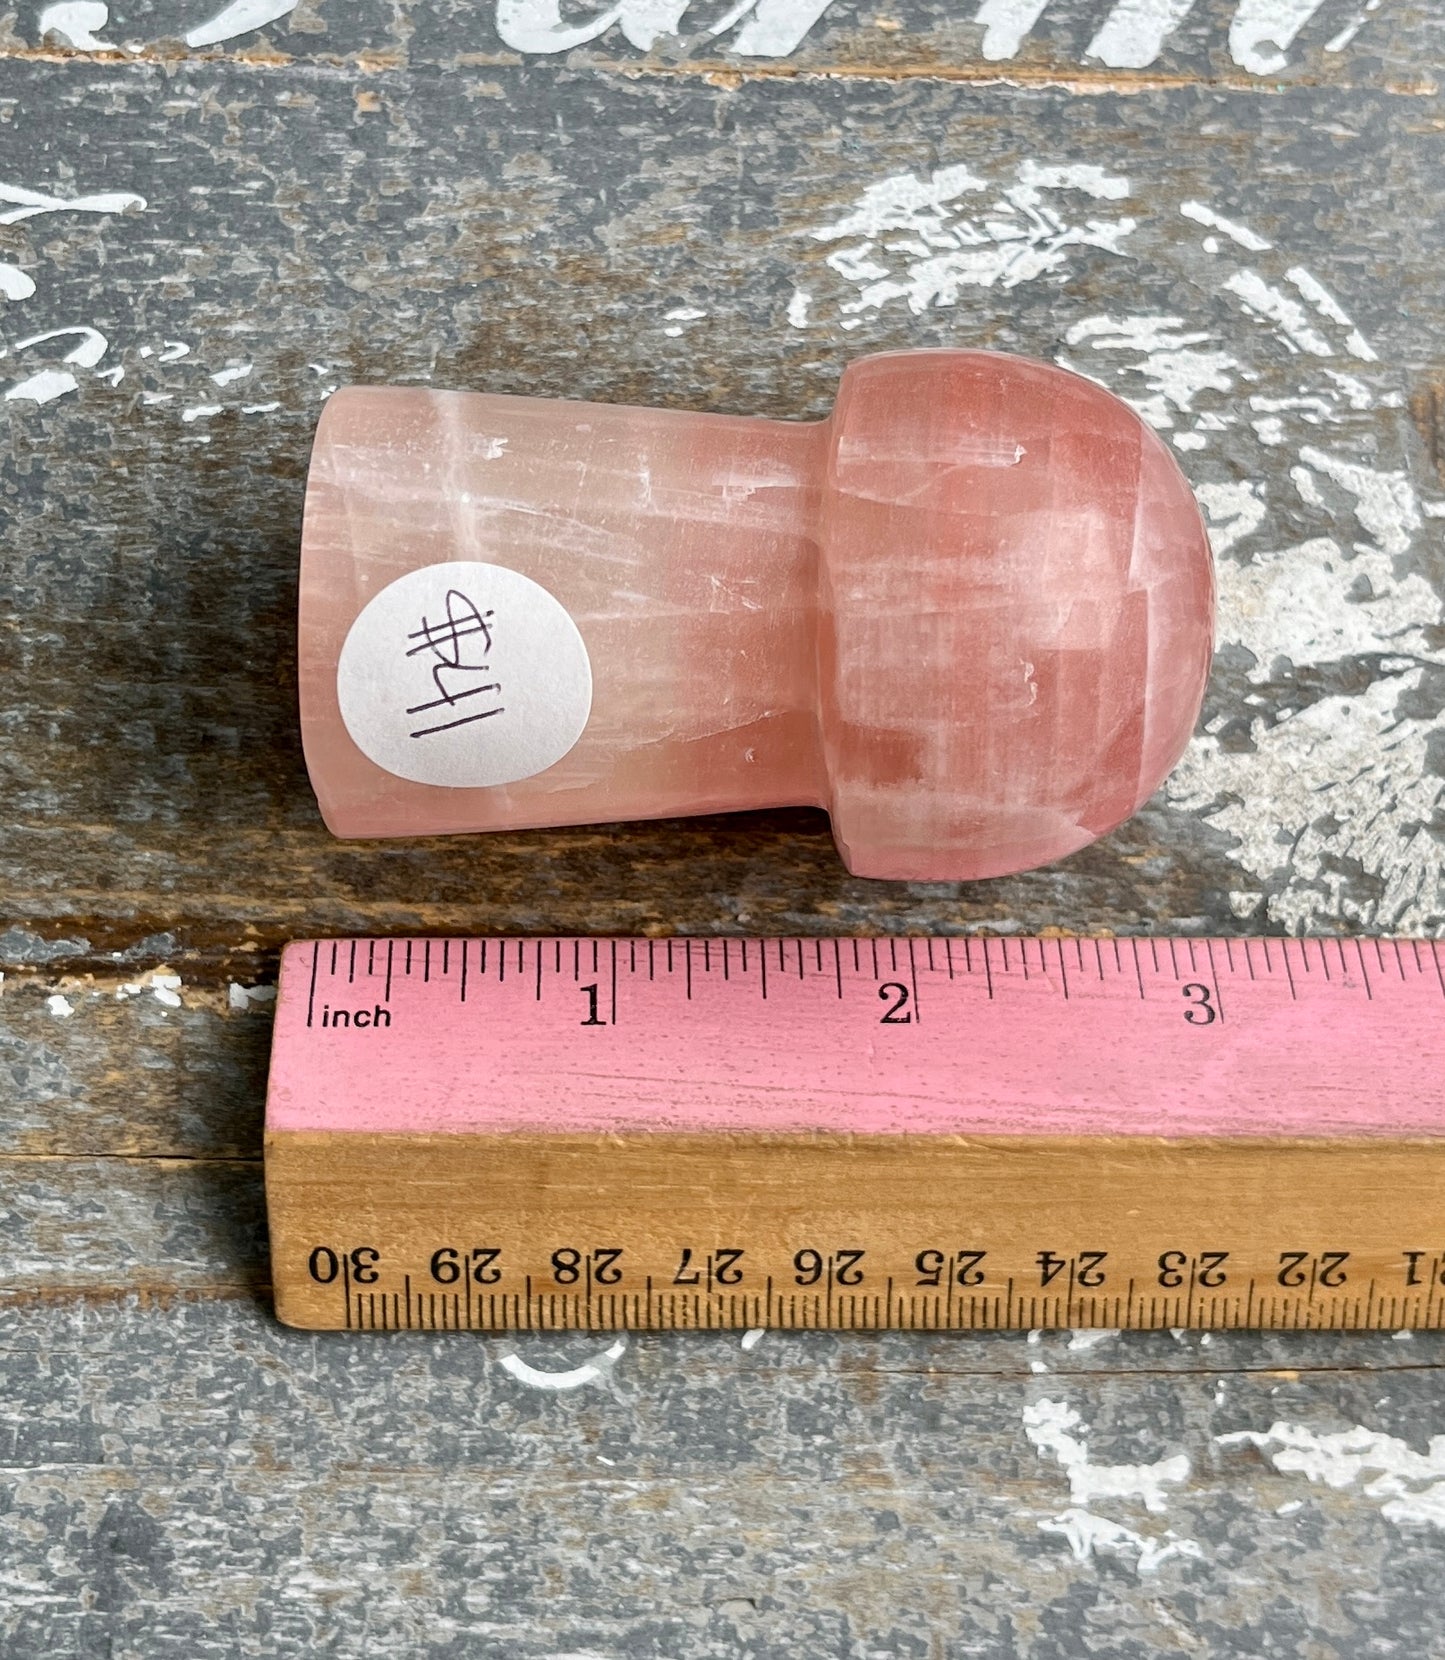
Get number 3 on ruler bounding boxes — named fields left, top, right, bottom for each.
left=1182, top=983, right=1217, bottom=1024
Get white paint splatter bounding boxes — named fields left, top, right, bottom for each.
left=45, top=994, right=74, bottom=1019
left=484, top=0, right=1377, bottom=65
left=662, top=305, right=706, bottom=338
left=228, top=982, right=277, bottom=1010
left=10, top=325, right=108, bottom=370
left=1287, top=267, right=1354, bottom=328
left=786, top=289, right=811, bottom=328
left=1039, top=1508, right=1202, bottom=1571
left=1224, top=269, right=1334, bottom=356
left=0, top=263, right=35, bottom=301
left=497, top=1335, right=629, bottom=1391
left=1220, top=1421, right=1445, bottom=1529
left=181, top=403, right=223, bottom=422
left=4, top=325, right=108, bottom=404
left=974, top=0, right=1050, bottom=61
left=1326, top=0, right=1382, bottom=54
left=1180, top=200, right=1271, bottom=251
left=210, top=362, right=253, bottom=386
left=1015, top=161, right=1132, bottom=201
left=184, top=0, right=298, bottom=48
left=1066, top=1329, right=1119, bottom=1351
left=496, top=0, right=605, bottom=51
left=115, top=969, right=185, bottom=1006
left=157, top=341, right=190, bottom=362
left=1230, top=0, right=1332, bottom=75
left=0, top=182, right=145, bottom=225
left=1194, top=479, right=1269, bottom=554
left=241, top=400, right=281, bottom=414
left=1324, top=369, right=1375, bottom=410
left=1297, top=446, right=1421, bottom=556
left=1218, top=536, right=1437, bottom=677
left=969, top=0, right=1353, bottom=73
left=1027, top=1399, right=1190, bottom=1511
left=729, top=0, right=837, bottom=56
left=1025, top=1398, right=1199, bottom=1573
left=1065, top=314, right=1203, bottom=355
left=1088, top=0, right=1199, bottom=69
left=810, top=160, right=1135, bottom=317
left=812, top=161, right=986, bottom=244
left=1064, top=313, right=1238, bottom=427
left=495, top=0, right=696, bottom=53
left=705, top=0, right=758, bottom=39
left=38, top=1, right=112, bottom=48
left=1287, top=267, right=1378, bottom=362
left=740, top=1327, right=766, bottom=1350
left=1168, top=674, right=1443, bottom=933
left=4, top=367, right=76, bottom=404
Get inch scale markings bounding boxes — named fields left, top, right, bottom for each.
left=266, top=936, right=1445, bottom=1333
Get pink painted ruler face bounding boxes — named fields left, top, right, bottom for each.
left=264, top=937, right=1445, bottom=1140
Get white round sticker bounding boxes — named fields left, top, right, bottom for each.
left=336, top=561, right=592, bottom=788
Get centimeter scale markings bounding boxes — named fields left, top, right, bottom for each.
left=264, top=935, right=1445, bottom=1333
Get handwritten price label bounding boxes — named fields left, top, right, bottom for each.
left=336, top=560, right=593, bottom=789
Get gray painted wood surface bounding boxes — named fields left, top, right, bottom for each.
left=3, top=0, right=1444, bottom=1653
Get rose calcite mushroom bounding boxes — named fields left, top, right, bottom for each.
left=298, top=349, right=1214, bottom=880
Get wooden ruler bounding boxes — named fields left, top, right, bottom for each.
left=264, top=936, right=1445, bottom=1333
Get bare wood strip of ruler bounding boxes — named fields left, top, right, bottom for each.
left=264, top=936, right=1445, bottom=1332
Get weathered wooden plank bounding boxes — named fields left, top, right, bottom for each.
left=0, top=976, right=269, bottom=1155
left=0, top=1155, right=265, bottom=1294
left=3, top=62, right=1441, bottom=969
left=1, top=1297, right=1444, bottom=1656
left=14, top=0, right=1437, bottom=89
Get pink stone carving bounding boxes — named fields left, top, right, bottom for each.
left=299, top=350, right=1214, bottom=880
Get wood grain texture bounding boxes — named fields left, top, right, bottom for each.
left=266, top=1130, right=1445, bottom=1331
left=5, top=1294, right=1445, bottom=1657
left=2, top=4, right=1444, bottom=1652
